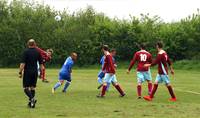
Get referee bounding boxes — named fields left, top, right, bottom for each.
left=19, top=39, right=44, bottom=108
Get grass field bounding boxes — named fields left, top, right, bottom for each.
left=0, top=68, right=199, bottom=118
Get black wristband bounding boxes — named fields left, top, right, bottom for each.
left=19, top=72, right=22, bottom=75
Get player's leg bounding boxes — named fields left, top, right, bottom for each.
left=62, top=77, right=71, bottom=93
left=41, top=64, right=49, bottom=83
left=97, top=71, right=104, bottom=89
left=112, top=75, right=125, bottom=97
left=52, top=80, right=64, bottom=92
left=144, top=74, right=161, bottom=101
left=144, top=71, right=153, bottom=95
left=52, top=73, right=65, bottom=93
left=164, top=75, right=176, bottom=101
left=136, top=72, right=144, bottom=98
left=28, top=71, right=38, bottom=108
left=97, top=73, right=110, bottom=97
left=23, top=71, right=34, bottom=107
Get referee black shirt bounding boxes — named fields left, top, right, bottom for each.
left=21, top=48, right=43, bottom=71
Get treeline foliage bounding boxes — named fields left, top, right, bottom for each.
left=0, top=0, right=200, bottom=67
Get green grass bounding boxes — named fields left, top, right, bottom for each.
left=0, top=68, right=200, bottom=118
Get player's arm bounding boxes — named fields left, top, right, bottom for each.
left=167, top=57, right=174, bottom=75
left=127, top=53, right=137, bottom=74
left=38, top=51, right=45, bottom=71
left=144, top=55, right=159, bottom=67
left=19, top=63, right=25, bottom=78
left=19, top=51, right=26, bottom=78
left=102, top=56, right=107, bottom=72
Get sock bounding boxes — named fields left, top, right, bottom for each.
left=63, top=82, right=70, bottom=92
left=150, top=84, right=158, bottom=98
left=54, top=82, right=61, bottom=90
left=137, top=85, right=142, bottom=97
left=114, top=84, right=125, bottom=96
left=31, top=90, right=35, bottom=98
left=106, top=83, right=111, bottom=91
left=101, top=85, right=107, bottom=96
left=167, top=85, right=176, bottom=98
left=24, top=88, right=33, bottom=100
left=148, top=83, right=153, bottom=94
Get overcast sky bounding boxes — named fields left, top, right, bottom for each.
left=30, top=0, right=200, bottom=22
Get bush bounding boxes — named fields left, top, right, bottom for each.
left=0, top=0, right=200, bottom=67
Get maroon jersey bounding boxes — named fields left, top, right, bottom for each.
left=128, top=50, right=152, bottom=71
left=36, top=47, right=51, bottom=63
left=102, top=52, right=115, bottom=74
left=151, top=50, right=172, bottom=75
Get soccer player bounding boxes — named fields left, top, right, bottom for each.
left=52, top=52, right=77, bottom=93
left=97, top=49, right=117, bottom=91
left=143, top=41, right=176, bottom=102
left=127, top=43, right=153, bottom=99
left=36, top=47, right=53, bottom=83
left=19, top=39, right=44, bottom=108
left=97, top=45, right=125, bottom=97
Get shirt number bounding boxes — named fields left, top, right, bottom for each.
left=140, top=54, right=147, bottom=62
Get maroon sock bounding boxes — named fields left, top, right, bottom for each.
left=115, top=84, right=125, bottom=95
left=101, top=85, right=107, bottom=96
left=137, top=85, right=142, bottom=97
left=150, top=84, right=158, bottom=98
left=167, top=85, right=176, bottom=98
left=148, top=83, right=152, bottom=94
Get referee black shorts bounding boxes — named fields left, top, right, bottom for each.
left=23, top=70, right=38, bottom=88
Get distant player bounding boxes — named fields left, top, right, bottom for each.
left=97, top=49, right=117, bottom=91
left=127, top=43, right=153, bottom=99
left=36, top=47, right=53, bottom=83
left=97, top=45, right=125, bottom=97
left=143, top=41, right=176, bottom=102
left=52, top=52, right=77, bottom=93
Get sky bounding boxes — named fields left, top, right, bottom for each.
left=23, top=0, right=200, bottom=22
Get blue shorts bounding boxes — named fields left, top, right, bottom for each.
left=155, top=74, right=170, bottom=84
left=104, top=73, right=118, bottom=84
left=137, top=71, right=152, bottom=83
left=98, top=71, right=105, bottom=79
left=59, top=72, right=71, bottom=82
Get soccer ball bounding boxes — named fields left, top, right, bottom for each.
left=55, top=15, right=61, bottom=21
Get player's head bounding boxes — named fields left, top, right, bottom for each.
left=47, top=48, right=53, bottom=56
left=139, top=43, right=146, bottom=50
left=156, top=41, right=163, bottom=50
left=71, top=52, right=78, bottom=61
left=27, top=39, right=36, bottom=48
left=102, top=45, right=109, bottom=52
left=110, top=49, right=116, bottom=57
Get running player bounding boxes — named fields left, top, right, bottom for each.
left=97, top=49, right=117, bottom=91
left=52, top=53, right=77, bottom=93
left=97, top=45, right=125, bottom=97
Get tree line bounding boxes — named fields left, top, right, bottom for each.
left=0, top=0, right=200, bottom=67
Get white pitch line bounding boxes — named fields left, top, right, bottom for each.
left=175, top=89, right=200, bottom=95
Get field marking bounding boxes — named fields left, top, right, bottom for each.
left=175, top=88, right=200, bottom=95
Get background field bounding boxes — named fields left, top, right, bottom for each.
left=0, top=68, right=199, bottom=118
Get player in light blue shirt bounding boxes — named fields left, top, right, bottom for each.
left=52, top=53, right=77, bottom=93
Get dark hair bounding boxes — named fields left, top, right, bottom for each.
left=156, top=41, right=163, bottom=48
left=102, top=45, right=109, bottom=51
left=111, top=48, right=116, bottom=52
left=139, top=43, right=146, bottom=49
